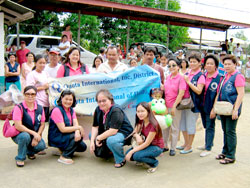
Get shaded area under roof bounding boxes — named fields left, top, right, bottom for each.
left=0, top=0, right=34, bottom=25
left=13, top=0, right=250, bottom=31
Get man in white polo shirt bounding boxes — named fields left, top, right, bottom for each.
left=44, top=48, right=61, bottom=78
left=97, top=46, right=128, bottom=73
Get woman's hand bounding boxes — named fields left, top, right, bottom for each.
left=78, top=126, right=85, bottom=137
left=90, top=141, right=95, bottom=154
left=184, top=75, right=190, bottom=83
left=125, top=151, right=133, bottom=161
left=210, top=108, right=216, bottom=119
left=171, top=107, right=176, bottom=116
left=74, top=131, right=81, bottom=142
left=33, top=132, right=41, bottom=142
left=134, top=133, right=144, bottom=144
left=232, top=109, right=239, bottom=120
left=95, top=136, right=102, bottom=147
left=43, top=83, right=49, bottom=90
left=31, top=138, right=38, bottom=147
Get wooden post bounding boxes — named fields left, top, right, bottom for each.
left=77, top=10, right=81, bottom=47
left=126, top=16, right=130, bottom=55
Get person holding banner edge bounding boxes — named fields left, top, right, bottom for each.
left=56, top=47, right=90, bottom=77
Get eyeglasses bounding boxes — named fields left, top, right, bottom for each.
left=24, top=93, right=36, bottom=97
left=168, top=64, right=177, bottom=68
left=97, top=99, right=107, bottom=104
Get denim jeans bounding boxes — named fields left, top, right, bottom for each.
left=220, top=115, right=238, bottom=159
left=106, top=133, right=125, bottom=164
left=12, top=132, right=46, bottom=161
left=126, top=145, right=163, bottom=168
left=201, top=112, right=215, bottom=151
left=61, top=135, right=87, bottom=159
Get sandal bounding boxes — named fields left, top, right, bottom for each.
left=114, top=160, right=126, bottom=168
left=58, top=157, right=74, bottom=165
left=220, top=158, right=235, bottom=165
left=147, top=167, right=157, bottom=173
left=16, top=161, right=24, bottom=167
left=215, top=154, right=226, bottom=160
left=37, top=150, right=46, bottom=155
left=27, top=155, right=36, bottom=160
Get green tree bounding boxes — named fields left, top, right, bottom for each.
left=233, top=31, right=248, bottom=41
left=101, top=0, right=189, bottom=52
left=7, top=10, right=61, bottom=36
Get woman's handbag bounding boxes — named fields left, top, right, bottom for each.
left=2, top=106, right=21, bottom=138
left=214, top=77, right=233, bottom=116
left=125, top=124, right=145, bottom=148
left=176, top=97, right=194, bottom=110
left=214, top=101, right=233, bottom=116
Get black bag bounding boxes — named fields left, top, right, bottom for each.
left=94, top=140, right=112, bottom=158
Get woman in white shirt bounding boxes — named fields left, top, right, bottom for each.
left=58, top=35, right=70, bottom=56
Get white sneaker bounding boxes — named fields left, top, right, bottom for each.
left=200, top=150, right=211, bottom=157
left=197, top=145, right=206, bottom=150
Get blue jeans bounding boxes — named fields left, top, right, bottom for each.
left=12, top=132, right=46, bottom=161
left=61, top=134, right=87, bottom=159
left=201, top=112, right=215, bottom=151
left=106, top=133, right=125, bottom=164
left=126, top=145, right=163, bottom=168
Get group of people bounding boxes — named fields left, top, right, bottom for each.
left=5, top=43, right=245, bottom=172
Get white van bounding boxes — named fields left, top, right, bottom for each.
left=5, top=34, right=96, bottom=66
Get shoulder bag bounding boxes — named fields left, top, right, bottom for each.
left=214, top=77, right=233, bottom=116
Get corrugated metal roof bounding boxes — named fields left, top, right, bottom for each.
left=0, top=0, right=34, bottom=25
left=13, top=0, right=250, bottom=31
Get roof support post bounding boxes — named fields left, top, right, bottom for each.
left=77, top=10, right=81, bottom=47
left=0, top=12, right=5, bottom=93
left=0, top=12, right=4, bottom=77
left=126, top=16, right=130, bottom=55
left=16, top=22, right=20, bottom=49
left=225, top=30, right=228, bottom=40
left=199, top=27, right=202, bottom=53
left=167, top=21, right=170, bottom=54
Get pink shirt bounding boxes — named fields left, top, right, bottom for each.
left=204, top=71, right=219, bottom=96
left=141, top=122, right=164, bottom=149
left=16, top=48, right=30, bottom=67
left=223, top=70, right=245, bottom=87
left=164, top=73, right=186, bottom=108
left=62, top=31, right=72, bottom=42
left=13, top=101, right=45, bottom=125
left=56, top=63, right=90, bottom=78
left=50, top=107, right=77, bottom=124
left=183, top=69, right=205, bottom=98
left=26, top=70, right=49, bottom=107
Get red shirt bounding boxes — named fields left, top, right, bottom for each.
left=16, top=48, right=30, bottom=67
left=141, top=122, right=164, bottom=148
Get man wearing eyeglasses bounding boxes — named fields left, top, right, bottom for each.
left=97, top=46, right=128, bottom=73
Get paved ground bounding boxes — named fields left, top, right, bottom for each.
left=1, top=94, right=250, bottom=188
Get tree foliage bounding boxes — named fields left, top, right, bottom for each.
left=233, top=31, right=248, bottom=41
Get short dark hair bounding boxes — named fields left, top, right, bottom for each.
left=23, top=85, right=37, bottom=94
left=100, top=47, right=105, bottom=53
left=204, top=54, right=219, bottom=68
left=168, top=57, right=180, bottom=66
left=8, top=52, right=16, bottom=58
left=96, top=89, right=114, bottom=104
left=144, top=47, right=156, bottom=56
left=26, top=52, right=35, bottom=58
left=92, top=56, right=103, bottom=68
left=106, top=46, right=118, bottom=54
left=188, top=52, right=201, bottom=62
left=57, top=90, right=77, bottom=108
left=222, top=55, right=237, bottom=65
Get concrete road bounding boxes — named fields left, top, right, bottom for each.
left=1, top=94, right=250, bottom=188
